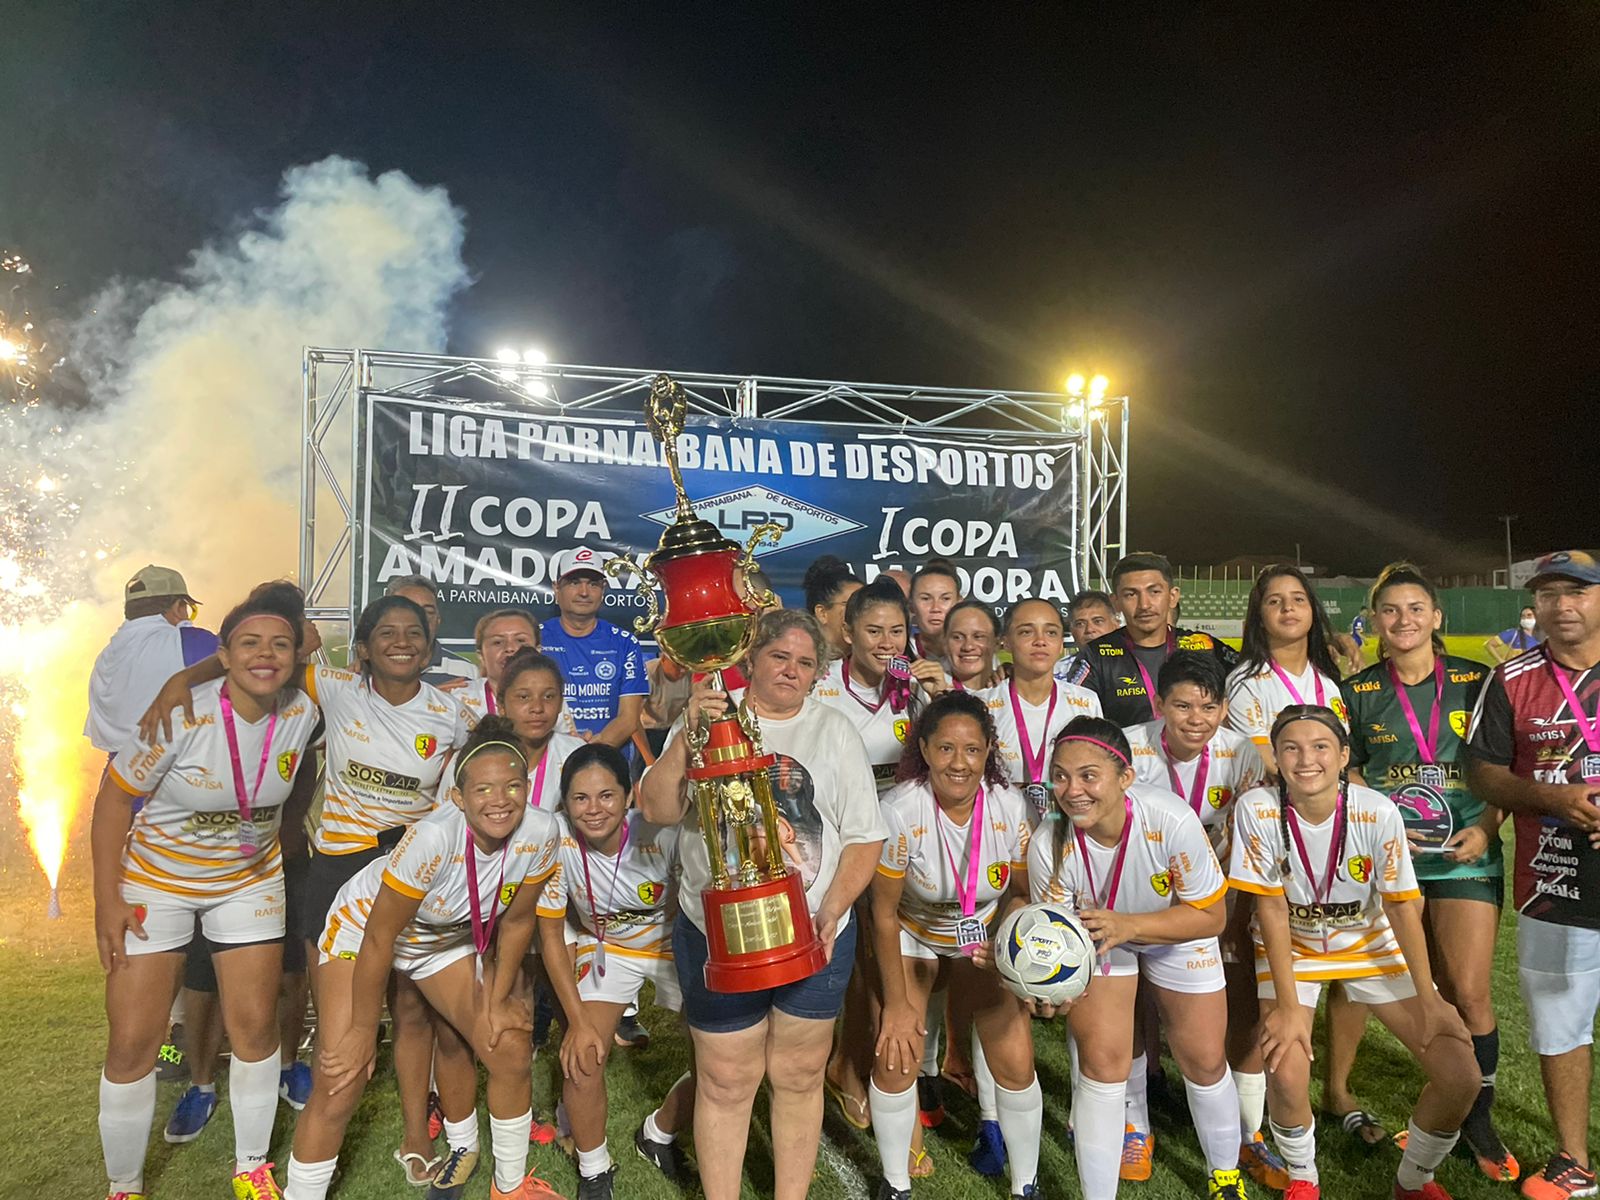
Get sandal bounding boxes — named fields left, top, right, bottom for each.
left=1324, top=1108, right=1389, bottom=1150
left=909, top=1148, right=935, bottom=1178
left=824, top=1077, right=871, bottom=1130
left=393, top=1149, right=441, bottom=1187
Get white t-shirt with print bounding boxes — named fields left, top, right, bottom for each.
left=1125, top=719, right=1266, bottom=860
left=537, top=812, right=679, bottom=960
left=975, top=678, right=1103, bottom=787
left=1225, top=660, right=1348, bottom=746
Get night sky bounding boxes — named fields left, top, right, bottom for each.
left=4, top=5, right=1596, bottom=574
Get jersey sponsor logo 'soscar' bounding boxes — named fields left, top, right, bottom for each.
left=415, top=733, right=438, bottom=759
left=638, top=879, right=664, bottom=905
left=277, top=750, right=298, bottom=782
left=987, top=862, right=1010, bottom=891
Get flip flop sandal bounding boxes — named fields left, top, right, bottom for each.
left=824, top=1078, right=871, bottom=1130
left=1325, top=1109, right=1389, bottom=1151
left=393, top=1149, right=441, bottom=1187
left=909, top=1148, right=935, bottom=1179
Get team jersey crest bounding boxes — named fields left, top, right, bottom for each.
left=1449, top=710, right=1469, bottom=738
left=987, top=862, right=1010, bottom=891
left=415, top=734, right=439, bottom=759
left=1150, top=870, right=1173, bottom=897
left=277, top=750, right=299, bottom=782
left=1330, top=697, right=1350, bottom=724
left=893, top=718, right=910, bottom=744
left=638, top=879, right=664, bottom=905
left=1347, top=854, right=1373, bottom=883
left=1207, top=786, right=1229, bottom=810
left=499, top=881, right=520, bottom=906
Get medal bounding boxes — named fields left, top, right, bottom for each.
left=934, top=787, right=988, bottom=957
left=1285, top=789, right=1346, bottom=954
left=1548, top=657, right=1600, bottom=785
left=1023, top=782, right=1050, bottom=820
left=1074, top=795, right=1135, bottom=974
left=581, top=818, right=630, bottom=978
left=218, top=682, right=278, bottom=859
left=955, top=916, right=986, bottom=951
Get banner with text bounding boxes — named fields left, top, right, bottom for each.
left=363, top=395, right=1081, bottom=649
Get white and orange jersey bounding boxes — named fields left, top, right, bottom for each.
left=878, top=779, right=1030, bottom=953
left=1028, top=782, right=1228, bottom=924
left=440, top=731, right=586, bottom=812
left=109, top=680, right=320, bottom=901
left=1125, top=719, right=1266, bottom=861
left=457, top=677, right=583, bottom=740
left=1228, top=782, right=1420, bottom=983
left=537, top=812, right=679, bottom=960
left=975, top=678, right=1103, bottom=787
left=304, top=664, right=469, bottom=855
left=321, top=800, right=561, bottom=970
left=812, top=660, right=918, bottom=792
left=1225, top=660, right=1348, bottom=747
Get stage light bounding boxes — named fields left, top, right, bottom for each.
left=1065, top=372, right=1086, bottom=397
left=494, top=347, right=519, bottom=363
left=523, top=347, right=548, bottom=366
left=529, top=381, right=550, bottom=398
left=1067, top=400, right=1085, bottom=420
left=1089, top=374, right=1110, bottom=405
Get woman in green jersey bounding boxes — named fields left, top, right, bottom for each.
left=1339, top=563, right=1516, bottom=1182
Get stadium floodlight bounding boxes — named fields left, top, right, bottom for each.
left=1088, top=374, right=1110, bottom=406
left=523, top=347, right=548, bottom=366
left=495, top=347, right=520, bottom=363
left=1065, top=372, right=1086, bottom=398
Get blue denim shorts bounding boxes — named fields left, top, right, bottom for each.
left=672, top=911, right=857, bottom=1033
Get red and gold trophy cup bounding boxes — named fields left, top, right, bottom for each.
left=607, top=375, right=828, bottom=992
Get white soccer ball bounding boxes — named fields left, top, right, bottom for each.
left=993, top=902, right=1098, bottom=1006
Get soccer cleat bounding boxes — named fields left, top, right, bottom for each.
left=231, top=1162, right=284, bottom=1200
left=1241, top=1132, right=1292, bottom=1191
left=613, top=1011, right=650, bottom=1048
left=969, top=1118, right=1008, bottom=1176
left=917, top=1074, right=945, bottom=1128
left=875, top=1182, right=912, bottom=1200
left=1521, top=1153, right=1599, bottom=1200
left=277, top=1061, right=311, bottom=1111
left=425, top=1146, right=480, bottom=1200
left=635, top=1121, right=691, bottom=1183
left=1283, top=1182, right=1321, bottom=1200
left=427, top=1090, right=444, bottom=1140
left=1120, top=1124, right=1155, bottom=1182
left=1016, top=1183, right=1045, bottom=1198
left=1210, top=1168, right=1250, bottom=1199
left=1462, top=1119, right=1520, bottom=1183
left=163, top=1085, right=218, bottom=1143
left=1394, top=1182, right=1453, bottom=1200
left=576, top=1167, right=616, bottom=1200
left=527, top=1114, right=558, bottom=1145
left=490, top=1173, right=564, bottom=1200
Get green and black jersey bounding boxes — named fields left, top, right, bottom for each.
left=1340, top=654, right=1499, bottom=882
left=1063, top=626, right=1240, bottom=729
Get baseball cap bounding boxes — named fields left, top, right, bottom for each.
left=1527, top=550, right=1600, bottom=590
left=554, top=545, right=610, bottom=583
left=125, top=564, right=196, bottom=603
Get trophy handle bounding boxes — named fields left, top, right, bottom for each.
left=736, top=522, right=782, bottom=611
left=603, top=554, right=662, bottom=635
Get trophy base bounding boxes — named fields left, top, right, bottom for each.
left=701, top=872, right=828, bottom=993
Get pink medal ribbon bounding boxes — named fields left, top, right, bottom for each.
left=464, top=826, right=511, bottom=982
left=1548, top=658, right=1600, bottom=783
left=1074, top=795, right=1135, bottom=973
left=1160, top=731, right=1211, bottom=815
left=934, top=788, right=988, bottom=956
left=1284, top=790, right=1346, bottom=953
left=1270, top=661, right=1326, bottom=708
left=580, top=818, right=631, bottom=977
left=485, top=683, right=497, bottom=715
left=841, top=659, right=891, bottom=714
left=1389, top=658, right=1444, bottom=764
left=1124, top=630, right=1175, bottom=718
left=1009, top=680, right=1058, bottom=784
left=527, top=747, right=551, bottom=809
left=218, top=683, right=278, bottom=859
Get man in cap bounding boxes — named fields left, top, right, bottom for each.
left=1466, top=550, right=1600, bottom=1200
left=539, top=546, right=647, bottom=749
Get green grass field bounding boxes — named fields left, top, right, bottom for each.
left=3, top=832, right=1595, bottom=1200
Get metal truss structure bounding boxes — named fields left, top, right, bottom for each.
left=300, top=348, right=1128, bottom=636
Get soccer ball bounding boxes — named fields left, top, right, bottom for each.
left=993, top=902, right=1097, bottom=1006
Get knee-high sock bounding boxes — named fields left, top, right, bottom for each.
left=1396, top=1122, right=1459, bottom=1192
left=284, top=1154, right=338, bottom=1200
left=1269, top=1118, right=1318, bottom=1184
left=1184, top=1073, right=1242, bottom=1171
left=230, top=1048, right=281, bottom=1173
left=972, top=1028, right=998, bottom=1121
left=994, top=1076, right=1044, bottom=1191
left=491, top=1110, right=534, bottom=1190
left=1125, top=1050, right=1150, bottom=1131
left=920, top=987, right=945, bottom=1076
left=869, top=1080, right=918, bottom=1190
left=1233, top=1069, right=1266, bottom=1139
left=1066, top=1032, right=1082, bottom=1130
left=444, top=1111, right=480, bottom=1153
left=1466, top=1029, right=1500, bottom=1128
left=100, top=1069, right=157, bottom=1193
left=1073, top=1075, right=1127, bottom=1200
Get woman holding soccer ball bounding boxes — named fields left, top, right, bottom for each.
left=1031, top=715, right=1247, bottom=1200
left=868, top=690, right=1042, bottom=1200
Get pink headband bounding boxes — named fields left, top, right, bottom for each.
left=1055, top=733, right=1130, bottom=766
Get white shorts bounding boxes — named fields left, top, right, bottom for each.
left=123, top=880, right=285, bottom=956
left=575, top=943, right=682, bottom=1011
left=1518, top=916, right=1600, bottom=1056
left=1099, top=938, right=1225, bottom=994
left=1258, top=970, right=1417, bottom=1008
left=318, top=915, right=476, bottom=981
left=898, top=927, right=970, bottom=962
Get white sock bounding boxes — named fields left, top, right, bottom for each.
left=1183, top=1073, right=1242, bottom=1172
left=490, top=1110, right=533, bottom=1190
left=972, top=1029, right=999, bottom=1121
left=444, top=1110, right=480, bottom=1153
left=1073, top=1075, right=1127, bottom=1200
left=1066, top=1032, right=1081, bottom=1132
left=1125, top=1051, right=1150, bottom=1132
left=1269, top=1118, right=1319, bottom=1184
left=576, top=1140, right=613, bottom=1179
left=100, top=1069, right=157, bottom=1193
left=197, top=1081, right=218, bottom=1095
left=869, top=1079, right=918, bottom=1190
left=284, top=1154, right=338, bottom=1200
left=643, top=1108, right=675, bottom=1145
left=1396, top=1121, right=1459, bottom=1192
left=921, top=988, right=945, bottom=1076
left=994, top=1076, right=1044, bottom=1192
left=1233, top=1069, right=1266, bottom=1139
left=229, top=1048, right=281, bottom=1173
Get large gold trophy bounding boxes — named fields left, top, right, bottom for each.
left=608, top=375, right=827, bottom=991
